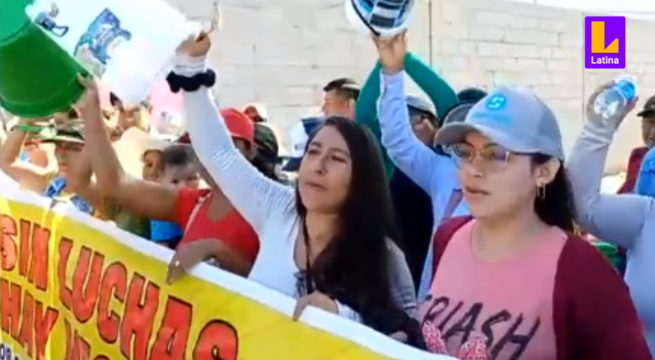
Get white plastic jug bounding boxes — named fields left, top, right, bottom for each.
left=25, top=0, right=201, bottom=106
left=345, top=0, right=415, bottom=38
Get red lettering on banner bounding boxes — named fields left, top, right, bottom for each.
left=193, top=320, right=239, bottom=360
left=149, top=297, right=193, bottom=360
left=58, top=236, right=74, bottom=310
left=1, top=214, right=17, bottom=271
left=64, top=319, right=92, bottom=360
left=0, top=279, right=59, bottom=360
left=0, top=279, right=22, bottom=340
left=120, top=274, right=159, bottom=360
left=96, top=261, right=128, bottom=344
left=0, top=214, right=244, bottom=360
left=18, top=219, right=30, bottom=278
left=34, top=300, right=60, bottom=360
left=71, top=246, right=104, bottom=323
left=28, top=224, right=51, bottom=291
left=0, top=214, right=59, bottom=360
left=1, top=216, right=52, bottom=290
left=17, top=291, right=34, bottom=357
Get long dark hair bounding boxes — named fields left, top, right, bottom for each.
left=251, top=155, right=280, bottom=182
left=532, top=154, right=576, bottom=232
left=294, top=116, right=423, bottom=347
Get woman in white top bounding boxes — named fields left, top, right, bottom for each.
left=168, top=35, right=420, bottom=345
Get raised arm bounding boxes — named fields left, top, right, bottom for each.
left=0, top=124, right=53, bottom=192
left=354, top=62, right=395, bottom=179
left=67, top=148, right=106, bottom=210
left=375, top=36, right=455, bottom=194
left=175, top=54, right=293, bottom=233
left=404, top=53, right=458, bottom=120
left=567, top=88, right=652, bottom=249
left=78, top=78, right=179, bottom=222
left=378, top=70, right=454, bottom=193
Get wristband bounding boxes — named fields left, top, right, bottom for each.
left=166, top=69, right=216, bottom=93
left=15, top=125, right=42, bottom=133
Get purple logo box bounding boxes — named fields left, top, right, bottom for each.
left=584, top=16, right=626, bottom=69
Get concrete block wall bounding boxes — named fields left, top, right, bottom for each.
left=168, top=0, right=655, bottom=169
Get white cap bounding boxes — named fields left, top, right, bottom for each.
left=283, top=117, right=323, bottom=172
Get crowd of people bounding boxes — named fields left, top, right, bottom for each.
left=3, top=27, right=655, bottom=360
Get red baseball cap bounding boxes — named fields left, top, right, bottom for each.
left=176, top=108, right=254, bottom=145
left=221, top=108, right=254, bottom=144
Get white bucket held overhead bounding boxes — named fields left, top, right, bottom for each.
left=25, top=0, right=204, bottom=106
left=345, top=0, right=415, bottom=38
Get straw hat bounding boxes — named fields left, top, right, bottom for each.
left=113, top=127, right=170, bottom=178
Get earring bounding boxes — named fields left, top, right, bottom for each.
left=537, top=184, right=546, bottom=199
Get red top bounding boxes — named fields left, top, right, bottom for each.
left=430, top=216, right=651, bottom=360
left=618, top=147, right=648, bottom=194
left=174, top=188, right=259, bottom=263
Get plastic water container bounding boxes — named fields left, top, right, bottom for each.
left=25, top=0, right=201, bottom=106
left=0, top=0, right=86, bottom=117
left=593, top=76, right=639, bottom=120
left=345, top=0, right=415, bottom=38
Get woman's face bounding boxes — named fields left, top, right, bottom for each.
left=142, top=150, right=162, bottom=181
left=454, top=131, right=553, bottom=219
left=54, top=141, right=83, bottom=175
left=297, top=126, right=351, bottom=213
left=410, top=113, right=437, bottom=146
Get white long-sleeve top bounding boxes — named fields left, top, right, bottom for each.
left=175, top=55, right=417, bottom=322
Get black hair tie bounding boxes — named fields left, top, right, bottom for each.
left=166, top=69, right=216, bottom=93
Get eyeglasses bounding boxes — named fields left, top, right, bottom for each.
left=449, top=143, right=527, bottom=172
left=409, top=113, right=428, bottom=126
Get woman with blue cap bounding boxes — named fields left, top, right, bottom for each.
left=377, top=31, right=648, bottom=360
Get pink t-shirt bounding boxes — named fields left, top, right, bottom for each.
left=418, top=221, right=567, bottom=360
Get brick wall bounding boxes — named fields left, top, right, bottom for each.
left=170, top=0, right=655, bottom=169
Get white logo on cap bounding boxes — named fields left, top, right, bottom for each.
left=486, top=95, right=506, bottom=110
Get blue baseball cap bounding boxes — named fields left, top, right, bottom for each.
left=282, top=117, right=323, bottom=172
left=434, top=86, right=565, bottom=161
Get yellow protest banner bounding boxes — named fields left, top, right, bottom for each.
left=0, top=185, right=447, bottom=360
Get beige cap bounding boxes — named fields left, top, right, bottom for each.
left=113, top=128, right=169, bottom=178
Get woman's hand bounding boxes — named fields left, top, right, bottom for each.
left=585, top=81, right=638, bottom=128
left=166, top=239, right=221, bottom=283
left=373, top=30, right=407, bottom=75
left=76, top=74, right=102, bottom=122
left=177, top=30, right=213, bottom=58
left=292, top=291, right=338, bottom=320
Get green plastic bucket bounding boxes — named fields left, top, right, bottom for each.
left=0, top=0, right=86, bottom=117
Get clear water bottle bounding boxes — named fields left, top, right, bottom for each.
left=593, top=76, right=639, bottom=120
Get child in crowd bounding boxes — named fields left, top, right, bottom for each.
left=150, top=144, right=200, bottom=248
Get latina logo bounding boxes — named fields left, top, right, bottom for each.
left=584, top=16, right=626, bottom=69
